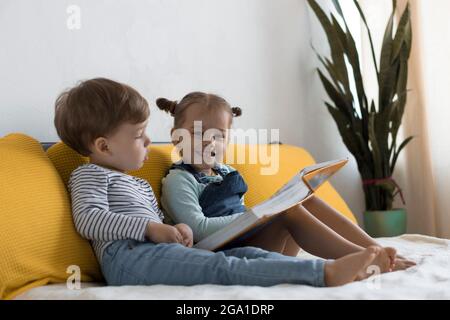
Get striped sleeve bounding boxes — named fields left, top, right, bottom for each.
left=69, top=166, right=151, bottom=242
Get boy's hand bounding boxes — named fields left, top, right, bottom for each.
left=174, top=223, right=194, bottom=248
left=145, top=222, right=184, bottom=244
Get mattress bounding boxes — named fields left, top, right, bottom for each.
left=14, top=234, right=450, bottom=300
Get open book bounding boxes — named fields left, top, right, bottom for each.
left=193, top=158, right=349, bottom=251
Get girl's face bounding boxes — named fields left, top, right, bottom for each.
left=173, top=104, right=231, bottom=173
left=91, top=119, right=151, bottom=172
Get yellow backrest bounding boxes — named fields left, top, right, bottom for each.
left=47, top=142, right=356, bottom=223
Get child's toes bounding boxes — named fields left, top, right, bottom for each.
left=385, top=247, right=397, bottom=260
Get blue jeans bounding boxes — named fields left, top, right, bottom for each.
left=100, top=239, right=326, bottom=287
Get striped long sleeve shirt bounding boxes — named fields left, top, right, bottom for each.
left=68, top=163, right=164, bottom=263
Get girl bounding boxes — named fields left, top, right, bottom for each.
left=159, top=92, right=416, bottom=272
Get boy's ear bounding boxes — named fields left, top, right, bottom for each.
left=92, top=137, right=110, bottom=155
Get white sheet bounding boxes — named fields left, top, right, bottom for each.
left=14, top=234, right=450, bottom=300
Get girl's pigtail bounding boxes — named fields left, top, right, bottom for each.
left=231, top=107, right=242, bottom=117
left=156, top=98, right=178, bottom=116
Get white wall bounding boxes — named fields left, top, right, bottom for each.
left=0, top=0, right=365, bottom=224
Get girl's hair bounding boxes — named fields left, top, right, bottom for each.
left=156, top=92, right=242, bottom=128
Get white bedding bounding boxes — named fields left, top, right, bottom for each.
left=14, top=234, right=450, bottom=300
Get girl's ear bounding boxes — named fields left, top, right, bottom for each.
left=170, top=128, right=184, bottom=158
left=170, top=128, right=183, bottom=146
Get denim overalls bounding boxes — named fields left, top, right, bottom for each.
left=168, top=162, right=248, bottom=218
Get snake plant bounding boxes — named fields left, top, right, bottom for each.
left=308, top=0, right=413, bottom=211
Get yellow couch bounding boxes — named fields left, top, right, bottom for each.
left=0, top=133, right=356, bottom=299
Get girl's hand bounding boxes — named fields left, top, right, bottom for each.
left=145, top=222, right=184, bottom=244
left=174, top=223, right=194, bottom=248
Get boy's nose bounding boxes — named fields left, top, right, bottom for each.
left=144, top=135, right=151, bottom=146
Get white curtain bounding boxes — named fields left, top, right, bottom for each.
left=358, top=0, right=449, bottom=238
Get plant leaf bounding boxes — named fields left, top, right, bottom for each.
left=391, top=3, right=411, bottom=63
left=332, top=0, right=344, bottom=18
left=331, top=0, right=367, bottom=114
left=326, top=103, right=363, bottom=159
left=330, top=14, right=368, bottom=120
left=318, top=69, right=353, bottom=121
left=368, top=112, right=382, bottom=177
left=308, top=0, right=350, bottom=91
left=391, top=135, right=414, bottom=172
left=352, top=0, right=379, bottom=77
left=378, top=4, right=396, bottom=112
left=311, top=43, right=345, bottom=94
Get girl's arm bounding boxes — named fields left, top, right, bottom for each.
left=161, top=171, right=245, bottom=242
left=69, top=166, right=152, bottom=242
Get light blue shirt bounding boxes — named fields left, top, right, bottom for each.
left=161, top=162, right=246, bottom=242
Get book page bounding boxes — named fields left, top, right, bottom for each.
left=301, top=159, right=347, bottom=176
left=251, top=182, right=311, bottom=217
left=303, top=158, right=348, bottom=191
left=251, top=158, right=347, bottom=217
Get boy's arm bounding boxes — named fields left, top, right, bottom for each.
left=69, top=167, right=153, bottom=242
left=161, top=171, right=245, bottom=243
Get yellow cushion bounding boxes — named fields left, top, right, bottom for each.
left=47, top=142, right=356, bottom=223
left=0, top=134, right=102, bottom=300
left=224, top=144, right=356, bottom=223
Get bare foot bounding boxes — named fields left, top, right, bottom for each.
left=371, top=247, right=397, bottom=273
left=324, top=246, right=382, bottom=287
left=393, top=257, right=416, bottom=271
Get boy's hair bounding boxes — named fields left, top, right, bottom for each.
left=54, top=78, right=149, bottom=156
left=156, top=92, right=242, bottom=128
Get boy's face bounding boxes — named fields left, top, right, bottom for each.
left=172, top=105, right=231, bottom=173
left=90, top=119, right=151, bottom=172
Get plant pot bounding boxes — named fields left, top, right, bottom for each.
left=363, top=208, right=407, bottom=238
